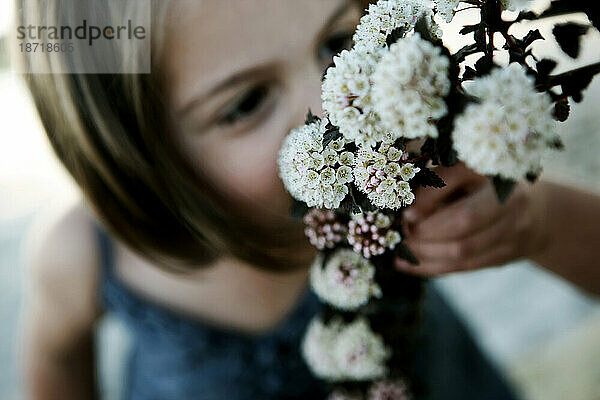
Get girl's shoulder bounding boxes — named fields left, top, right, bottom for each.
left=23, top=199, right=103, bottom=335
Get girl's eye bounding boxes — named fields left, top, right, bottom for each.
left=317, top=30, right=354, bottom=63
left=218, top=84, right=271, bottom=125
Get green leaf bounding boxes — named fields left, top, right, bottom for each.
left=413, top=16, right=435, bottom=43
left=462, top=66, right=477, bottom=81
left=393, top=138, right=407, bottom=151
left=420, top=137, right=436, bottom=154
left=411, top=168, right=446, bottom=189
left=322, top=121, right=342, bottom=148
left=553, top=98, right=570, bottom=122
left=321, top=61, right=335, bottom=82
left=305, top=109, right=320, bottom=125
left=514, top=10, right=537, bottom=22
left=395, top=243, right=419, bottom=265
left=492, top=176, right=516, bottom=203
left=538, top=0, right=592, bottom=23
left=351, top=186, right=377, bottom=213
left=548, top=136, right=565, bottom=150
left=339, top=191, right=361, bottom=215
left=553, top=22, right=591, bottom=58
left=517, top=29, right=544, bottom=49
left=474, top=55, right=493, bottom=75
left=453, top=43, right=480, bottom=63
left=386, top=26, right=407, bottom=47
left=561, top=72, right=595, bottom=103
left=536, top=59, right=557, bottom=78
left=291, top=199, right=309, bottom=219
left=459, top=24, right=481, bottom=35
left=526, top=171, right=541, bottom=183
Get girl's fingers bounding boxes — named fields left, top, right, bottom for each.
left=395, top=242, right=515, bottom=276
left=409, top=182, right=504, bottom=241
left=404, top=163, right=485, bottom=223
left=403, top=202, right=519, bottom=263
left=396, top=187, right=534, bottom=276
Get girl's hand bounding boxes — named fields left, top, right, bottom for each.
left=395, top=163, right=549, bottom=276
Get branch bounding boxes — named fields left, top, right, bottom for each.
left=536, top=61, right=600, bottom=90
left=501, top=31, right=521, bottom=54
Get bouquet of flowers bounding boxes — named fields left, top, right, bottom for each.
left=278, top=0, right=600, bottom=398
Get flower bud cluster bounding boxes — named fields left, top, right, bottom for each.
left=347, top=212, right=403, bottom=259
left=303, top=209, right=348, bottom=250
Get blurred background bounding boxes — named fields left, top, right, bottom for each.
left=0, top=1, right=599, bottom=400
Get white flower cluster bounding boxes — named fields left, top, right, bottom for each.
left=433, top=0, right=460, bottom=23
left=500, top=0, right=533, bottom=12
left=301, top=316, right=342, bottom=380
left=336, top=317, right=391, bottom=381
left=302, top=316, right=391, bottom=382
left=322, top=49, right=388, bottom=148
left=354, top=142, right=420, bottom=210
left=348, top=212, right=402, bottom=258
left=322, top=6, right=450, bottom=148
left=303, top=209, right=347, bottom=250
left=453, top=64, right=558, bottom=180
left=372, top=34, right=451, bottom=140
left=278, top=118, right=355, bottom=209
left=310, top=249, right=382, bottom=311
left=353, top=0, right=438, bottom=51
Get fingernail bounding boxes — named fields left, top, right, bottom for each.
left=403, top=209, right=419, bottom=223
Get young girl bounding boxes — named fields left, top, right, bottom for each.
left=16, top=0, right=599, bottom=399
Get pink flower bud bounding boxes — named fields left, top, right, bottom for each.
left=368, top=176, right=379, bottom=186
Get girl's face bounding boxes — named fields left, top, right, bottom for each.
left=164, top=0, right=361, bottom=224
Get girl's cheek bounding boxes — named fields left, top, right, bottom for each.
left=181, top=98, right=292, bottom=217
left=200, top=133, right=291, bottom=217
left=229, top=148, right=289, bottom=213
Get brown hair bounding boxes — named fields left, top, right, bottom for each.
left=13, top=0, right=371, bottom=273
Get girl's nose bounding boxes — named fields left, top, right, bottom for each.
left=287, top=60, right=325, bottom=130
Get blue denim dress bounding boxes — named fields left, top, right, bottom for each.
left=94, top=221, right=520, bottom=400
